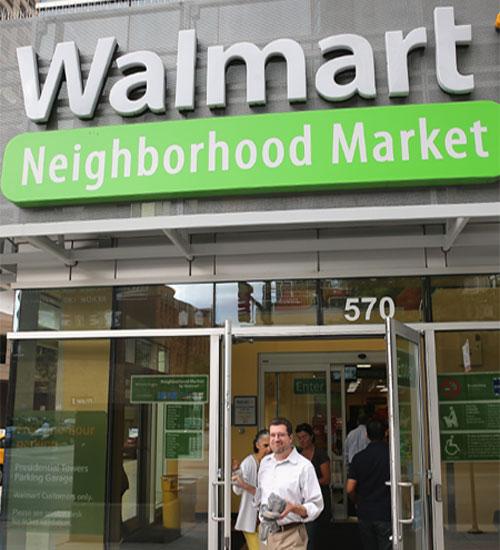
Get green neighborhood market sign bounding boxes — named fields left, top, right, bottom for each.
left=1, top=101, right=498, bottom=207
left=130, top=375, right=208, bottom=404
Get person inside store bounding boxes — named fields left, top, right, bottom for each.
left=256, top=417, right=324, bottom=550
left=295, top=422, right=332, bottom=550
left=344, top=412, right=370, bottom=466
left=345, top=420, right=391, bottom=550
left=345, top=411, right=370, bottom=516
left=232, top=429, right=271, bottom=550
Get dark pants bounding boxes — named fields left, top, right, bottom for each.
left=358, top=520, right=392, bottom=550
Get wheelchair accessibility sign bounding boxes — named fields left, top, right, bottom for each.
left=441, top=432, right=500, bottom=461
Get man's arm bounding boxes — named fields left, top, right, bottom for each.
left=280, top=463, right=324, bottom=522
left=346, top=478, right=358, bottom=503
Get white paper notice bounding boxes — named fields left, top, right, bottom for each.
left=462, top=339, right=471, bottom=372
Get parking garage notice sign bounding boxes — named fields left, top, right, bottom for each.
left=1, top=101, right=498, bottom=206
left=4, top=411, right=107, bottom=536
left=438, top=372, right=500, bottom=462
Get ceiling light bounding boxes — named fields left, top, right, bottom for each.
left=357, top=363, right=372, bottom=369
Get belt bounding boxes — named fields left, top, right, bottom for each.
left=278, top=522, right=302, bottom=532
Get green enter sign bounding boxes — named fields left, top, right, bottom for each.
left=294, top=378, right=326, bottom=394
left=1, top=101, right=498, bottom=206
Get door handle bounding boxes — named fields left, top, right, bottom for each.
left=211, top=480, right=225, bottom=522
left=435, top=483, right=442, bottom=502
left=398, top=481, right=415, bottom=525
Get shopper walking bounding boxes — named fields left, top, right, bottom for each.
left=256, top=417, right=323, bottom=550
left=346, top=420, right=392, bottom=550
left=232, top=429, right=271, bottom=550
left=295, top=423, right=331, bottom=550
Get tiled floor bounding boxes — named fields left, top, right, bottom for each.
left=443, top=530, right=500, bottom=550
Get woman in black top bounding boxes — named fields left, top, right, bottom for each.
left=296, top=422, right=332, bottom=550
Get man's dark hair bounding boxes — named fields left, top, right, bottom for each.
left=357, top=413, right=368, bottom=425
left=367, top=420, right=385, bottom=441
left=270, top=417, right=293, bottom=436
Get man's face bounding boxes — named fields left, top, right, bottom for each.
left=269, top=424, right=293, bottom=455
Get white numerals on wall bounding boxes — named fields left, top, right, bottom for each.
left=343, top=296, right=395, bottom=322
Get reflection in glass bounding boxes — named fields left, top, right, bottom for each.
left=216, top=280, right=318, bottom=326
left=4, top=339, right=110, bottom=549
left=17, top=288, right=113, bottom=331
left=114, top=285, right=213, bottom=329
left=322, top=277, right=423, bottom=324
left=395, top=336, right=425, bottom=550
left=110, top=336, right=210, bottom=549
left=431, top=274, right=500, bottom=322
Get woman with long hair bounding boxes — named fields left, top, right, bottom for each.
left=232, top=429, right=271, bottom=550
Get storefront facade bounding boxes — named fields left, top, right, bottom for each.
left=0, top=1, right=499, bottom=549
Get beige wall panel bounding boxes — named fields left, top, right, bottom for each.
left=16, top=264, right=70, bottom=285
left=59, top=340, right=110, bottom=411
left=320, top=249, right=426, bottom=274
left=190, top=256, right=214, bottom=277
left=70, top=261, right=116, bottom=283
left=116, top=258, right=189, bottom=281
left=446, top=246, right=500, bottom=268
left=216, top=252, right=317, bottom=278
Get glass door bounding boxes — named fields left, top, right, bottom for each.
left=108, top=336, right=213, bottom=549
left=386, top=319, right=428, bottom=550
left=209, top=322, right=232, bottom=550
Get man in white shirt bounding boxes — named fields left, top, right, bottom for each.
left=257, top=417, right=324, bottom=549
left=344, top=414, right=369, bottom=465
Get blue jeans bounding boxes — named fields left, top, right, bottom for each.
left=358, top=520, right=392, bottom=550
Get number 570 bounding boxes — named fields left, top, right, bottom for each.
left=344, top=297, right=395, bottom=322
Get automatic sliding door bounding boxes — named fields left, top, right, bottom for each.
left=262, top=370, right=328, bottom=448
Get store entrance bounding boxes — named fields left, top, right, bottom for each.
left=258, top=348, right=388, bottom=520
left=230, top=320, right=430, bottom=550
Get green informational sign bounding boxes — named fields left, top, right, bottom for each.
left=5, top=411, right=107, bottom=535
left=440, top=432, right=500, bottom=462
left=130, top=374, right=208, bottom=404
left=438, top=372, right=500, bottom=401
left=165, top=431, right=203, bottom=460
left=293, top=378, right=325, bottom=394
left=164, top=403, right=205, bottom=460
left=438, top=372, right=500, bottom=461
left=1, top=101, right=498, bottom=206
left=439, top=402, right=500, bottom=432
left=165, top=404, right=204, bottom=431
